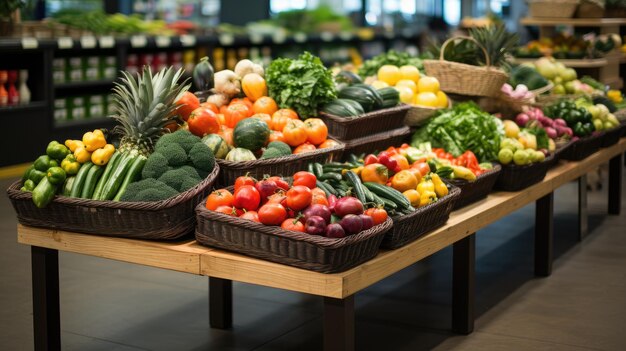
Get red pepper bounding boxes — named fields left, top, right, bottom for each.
left=462, top=151, right=479, bottom=169
left=327, top=195, right=338, bottom=211
left=364, top=154, right=379, bottom=165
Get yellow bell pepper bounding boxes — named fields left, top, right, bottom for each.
left=451, top=165, right=477, bottom=181
left=419, top=190, right=437, bottom=207
left=607, top=90, right=623, bottom=103
left=430, top=173, right=449, bottom=197
left=73, top=146, right=92, bottom=164
left=82, top=129, right=107, bottom=152
left=65, top=139, right=85, bottom=153
left=91, top=144, right=116, bottom=166
left=417, top=179, right=435, bottom=194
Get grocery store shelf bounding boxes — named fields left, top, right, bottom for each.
left=54, top=79, right=116, bottom=91
left=54, top=118, right=115, bottom=130
left=513, top=57, right=609, bottom=68
left=520, top=17, right=626, bottom=27
left=0, top=101, right=48, bottom=113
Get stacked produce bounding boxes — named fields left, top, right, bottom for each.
left=498, top=120, right=550, bottom=166
left=515, top=33, right=621, bottom=59
left=368, top=65, right=448, bottom=109
left=320, top=79, right=400, bottom=117
left=501, top=65, right=551, bottom=101
left=357, top=50, right=424, bottom=80
left=523, top=58, right=602, bottom=96
left=544, top=100, right=596, bottom=138
left=207, top=171, right=387, bottom=239
left=574, top=98, right=621, bottom=132
left=423, top=145, right=494, bottom=180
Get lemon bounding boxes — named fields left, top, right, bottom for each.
left=417, top=76, right=440, bottom=93
left=399, top=65, right=421, bottom=83
left=436, top=91, right=448, bottom=108
left=394, top=86, right=415, bottom=104
left=414, top=92, right=438, bottom=107
left=395, top=79, right=418, bottom=93
left=378, top=65, right=401, bottom=86
left=370, top=80, right=389, bottom=89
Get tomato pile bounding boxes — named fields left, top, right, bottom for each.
left=206, top=171, right=388, bottom=238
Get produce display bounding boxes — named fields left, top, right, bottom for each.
left=207, top=171, right=387, bottom=239
left=515, top=33, right=621, bottom=59
left=357, top=50, right=424, bottom=80
left=544, top=100, right=596, bottom=138
left=574, top=98, right=621, bottom=132
left=501, top=65, right=551, bottom=101
left=368, top=65, right=448, bottom=109
left=320, top=78, right=401, bottom=117
left=523, top=58, right=602, bottom=96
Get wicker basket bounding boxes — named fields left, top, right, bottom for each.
left=404, top=100, right=452, bottom=127
left=341, top=126, right=411, bottom=159
left=381, top=186, right=460, bottom=249
left=547, top=139, right=576, bottom=168
left=528, top=0, right=580, bottom=18
left=447, top=165, right=501, bottom=210
left=533, top=94, right=585, bottom=109
left=423, top=36, right=509, bottom=98
left=575, top=0, right=605, bottom=18
left=195, top=203, right=393, bottom=273
left=319, top=104, right=411, bottom=141
left=215, top=139, right=344, bottom=187
left=600, top=127, right=622, bottom=148
left=495, top=154, right=554, bottom=192
left=560, top=132, right=603, bottom=161
left=7, top=165, right=220, bottom=240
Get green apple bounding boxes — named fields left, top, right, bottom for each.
left=553, top=76, right=563, bottom=85
left=531, top=150, right=546, bottom=163
left=604, top=121, right=615, bottom=130
left=513, top=149, right=529, bottom=166
left=593, top=118, right=604, bottom=131
left=500, top=138, right=520, bottom=153
left=563, top=68, right=577, bottom=82
left=498, top=148, right=514, bottom=165
left=606, top=113, right=619, bottom=125
left=553, top=84, right=566, bottom=95
left=587, top=105, right=600, bottom=119
left=596, top=104, right=609, bottom=119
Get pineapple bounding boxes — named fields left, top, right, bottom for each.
left=110, top=66, right=190, bottom=156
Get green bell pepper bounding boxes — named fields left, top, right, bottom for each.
left=46, top=141, right=70, bottom=160
left=20, top=179, right=36, bottom=192
left=33, top=155, right=52, bottom=172
left=573, top=122, right=586, bottom=137
left=61, top=154, right=81, bottom=175
left=22, top=165, right=34, bottom=183
left=28, top=169, right=46, bottom=184
left=46, top=167, right=66, bottom=185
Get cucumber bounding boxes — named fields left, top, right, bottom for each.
left=315, top=180, right=333, bottom=197
left=352, top=84, right=384, bottom=109
left=378, top=87, right=400, bottom=108
left=32, top=177, right=58, bottom=208
left=362, top=185, right=374, bottom=202
left=70, top=162, right=94, bottom=198
left=380, top=197, right=398, bottom=210
left=92, top=151, right=122, bottom=200
left=339, top=86, right=377, bottom=112
left=363, top=182, right=413, bottom=210
left=113, top=156, right=147, bottom=201
left=81, top=165, right=104, bottom=199
left=62, top=177, right=75, bottom=196
left=100, top=154, right=135, bottom=200
left=319, top=173, right=342, bottom=182
left=313, top=163, right=324, bottom=178
left=307, top=163, right=316, bottom=176
left=345, top=171, right=367, bottom=204
left=369, top=192, right=386, bottom=207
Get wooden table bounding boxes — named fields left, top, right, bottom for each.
left=18, top=139, right=625, bottom=351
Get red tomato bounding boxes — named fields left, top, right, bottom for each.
left=224, top=103, right=251, bottom=128
left=234, top=174, right=256, bottom=191
left=311, top=187, right=326, bottom=198
left=214, top=205, right=240, bottom=216
left=293, top=171, right=317, bottom=189
left=188, top=107, right=220, bottom=137
left=267, top=176, right=289, bottom=191
left=364, top=208, right=388, bottom=226
left=233, top=185, right=261, bottom=211
left=267, top=192, right=287, bottom=206
left=311, top=193, right=329, bottom=206
left=258, top=203, right=287, bottom=226
left=200, top=102, right=219, bottom=114
left=412, top=162, right=431, bottom=177
left=303, top=118, right=328, bottom=145
left=286, top=185, right=312, bottom=211
left=206, top=189, right=234, bottom=210
left=239, top=210, right=260, bottom=222
left=281, top=218, right=305, bottom=232
left=175, top=91, right=199, bottom=121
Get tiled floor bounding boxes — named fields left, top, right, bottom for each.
left=1, top=168, right=625, bottom=351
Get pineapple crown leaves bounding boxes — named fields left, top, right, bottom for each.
left=110, top=66, right=190, bottom=146
left=469, top=24, right=519, bottom=69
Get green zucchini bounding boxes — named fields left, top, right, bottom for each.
left=320, top=99, right=362, bottom=117
left=352, top=84, right=384, bottom=109
left=363, top=182, right=413, bottom=210
left=32, top=177, right=58, bottom=208
left=378, top=87, right=400, bottom=108
left=335, top=70, right=363, bottom=85
left=315, top=180, right=335, bottom=197
left=70, top=162, right=94, bottom=198
left=307, top=163, right=316, bottom=176
left=92, top=151, right=122, bottom=200
left=81, top=165, right=104, bottom=199
left=341, top=99, right=365, bottom=115
left=338, top=86, right=377, bottom=112
left=345, top=171, right=367, bottom=204
left=62, top=177, right=75, bottom=196
left=320, top=173, right=342, bottom=182
left=381, top=197, right=398, bottom=210
left=100, top=154, right=135, bottom=200
left=369, top=192, right=386, bottom=207
left=113, top=156, right=147, bottom=201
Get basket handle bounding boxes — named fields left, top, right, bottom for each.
left=439, top=35, right=491, bottom=67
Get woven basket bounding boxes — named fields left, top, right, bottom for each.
left=215, top=140, right=344, bottom=187
left=546, top=139, right=576, bottom=168
left=341, top=126, right=411, bottom=159
left=528, top=0, right=580, bottom=18
left=423, top=36, right=509, bottom=98
left=621, top=121, right=626, bottom=137
left=600, top=127, right=622, bottom=147
left=381, top=186, right=460, bottom=249
left=560, top=132, right=603, bottom=161
left=495, top=154, right=554, bottom=192
left=447, top=164, right=501, bottom=210
left=404, top=100, right=453, bottom=127
left=7, top=165, right=220, bottom=240
left=533, top=94, right=585, bottom=109
left=575, top=0, right=605, bottom=18
left=319, top=104, right=411, bottom=141
left=195, top=203, right=393, bottom=273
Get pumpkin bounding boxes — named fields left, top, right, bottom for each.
left=202, top=134, right=231, bottom=159
left=241, top=73, right=267, bottom=102
left=225, top=148, right=257, bottom=162
left=234, top=117, right=270, bottom=152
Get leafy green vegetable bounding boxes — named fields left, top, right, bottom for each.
left=411, top=102, right=504, bottom=163
left=266, top=52, right=337, bottom=119
left=525, top=127, right=550, bottom=150
left=358, top=50, right=424, bottom=78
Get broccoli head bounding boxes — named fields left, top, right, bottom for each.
left=120, top=179, right=178, bottom=202
left=155, top=130, right=201, bottom=153
left=158, top=168, right=201, bottom=192
left=142, top=153, right=171, bottom=180
left=188, top=143, right=215, bottom=172
left=179, top=165, right=202, bottom=179
left=158, top=143, right=187, bottom=167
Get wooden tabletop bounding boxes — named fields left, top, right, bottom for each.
left=17, top=138, right=626, bottom=298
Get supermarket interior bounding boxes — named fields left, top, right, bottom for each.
left=1, top=1, right=626, bottom=350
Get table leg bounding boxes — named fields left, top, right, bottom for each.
left=209, top=277, right=232, bottom=329
left=324, top=295, right=355, bottom=351
left=452, top=234, right=475, bottom=335
left=609, top=154, right=622, bottom=215
left=535, top=192, right=554, bottom=277
left=578, top=175, right=588, bottom=241
left=31, top=246, right=61, bottom=351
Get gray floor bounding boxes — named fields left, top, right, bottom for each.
left=1, top=168, right=625, bottom=351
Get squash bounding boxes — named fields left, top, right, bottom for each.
left=338, top=86, right=378, bottom=112
left=234, top=117, right=270, bottom=152
left=225, top=148, right=257, bottom=162
left=202, top=134, right=230, bottom=159
left=377, top=87, right=400, bottom=108
left=320, top=99, right=363, bottom=117
left=241, top=73, right=267, bottom=102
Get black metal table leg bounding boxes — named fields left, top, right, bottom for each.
left=578, top=175, right=588, bottom=241
left=452, top=234, right=475, bottom=335
left=31, top=246, right=61, bottom=351
left=209, top=277, right=232, bottom=329
left=535, top=192, right=554, bottom=277
left=324, top=295, right=355, bottom=351
left=609, top=154, right=622, bottom=215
